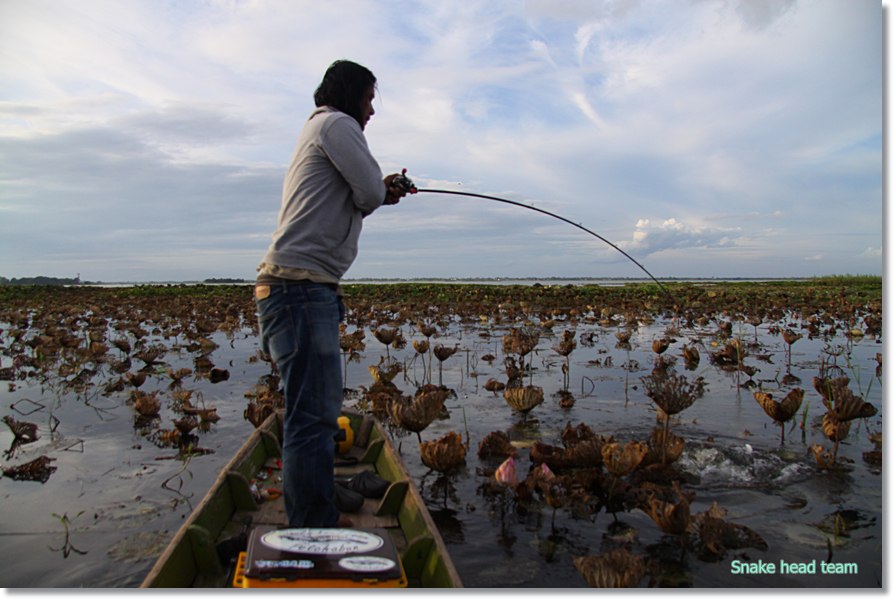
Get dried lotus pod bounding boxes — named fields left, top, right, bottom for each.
left=573, top=548, right=646, bottom=588
left=420, top=431, right=466, bottom=472
left=601, top=441, right=649, bottom=477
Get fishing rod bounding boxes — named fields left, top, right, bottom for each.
left=392, top=171, right=675, bottom=303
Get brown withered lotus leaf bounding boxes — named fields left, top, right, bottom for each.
left=416, top=321, right=438, bottom=338
left=2, top=415, right=39, bottom=444
left=502, top=328, right=539, bottom=358
left=125, top=371, right=148, bottom=389
left=530, top=440, right=602, bottom=471
left=560, top=422, right=600, bottom=447
left=420, top=431, right=466, bottom=472
left=753, top=389, right=804, bottom=424
left=133, top=345, right=165, bottom=367
left=681, top=345, right=700, bottom=369
left=644, top=426, right=685, bottom=465
left=644, top=482, right=692, bottom=536
left=433, top=344, right=459, bottom=362
left=111, top=338, right=132, bottom=354
left=552, top=330, right=577, bottom=357
left=167, top=368, right=192, bottom=385
left=368, top=361, right=401, bottom=385
left=483, top=378, right=505, bottom=395
left=863, top=448, right=882, bottom=467
left=555, top=390, right=575, bottom=408
left=573, top=548, right=646, bottom=588
left=821, top=412, right=851, bottom=442
left=339, top=328, right=366, bottom=354
left=372, top=327, right=398, bottom=346
left=782, top=328, right=802, bottom=346
left=810, top=444, right=835, bottom=470
left=812, top=375, right=850, bottom=407
left=173, top=416, right=198, bottom=435
left=388, top=386, right=448, bottom=442
left=651, top=337, right=670, bottom=355
left=614, top=330, right=632, bottom=344
left=209, top=367, right=230, bottom=383
left=477, top=430, right=517, bottom=460
left=132, top=390, right=161, bottom=417
left=503, top=385, right=544, bottom=414
left=826, top=390, right=877, bottom=422
left=2, top=455, right=57, bottom=483
left=244, top=401, right=273, bottom=428
left=710, top=341, right=744, bottom=368
left=412, top=339, right=429, bottom=355
left=696, top=514, right=768, bottom=558
left=601, top=441, right=649, bottom=477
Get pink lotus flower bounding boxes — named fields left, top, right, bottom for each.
left=494, top=456, right=518, bottom=487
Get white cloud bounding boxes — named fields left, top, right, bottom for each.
left=0, top=0, right=883, bottom=281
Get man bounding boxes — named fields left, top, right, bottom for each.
left=255, top=60, right=411, bottom=527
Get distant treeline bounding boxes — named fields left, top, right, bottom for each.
left=0, top=276, right=91, bottom=286
left=203, top=278, right=251, bottom=284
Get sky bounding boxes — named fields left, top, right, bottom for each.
left=0, top=0, right=885, bottom=282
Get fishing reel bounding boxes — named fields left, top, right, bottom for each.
left=390, top=168, right=417, bottom=194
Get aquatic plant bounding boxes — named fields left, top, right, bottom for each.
left=573, top=548, right=646, bottom=588
left=388, top=385, right=449, bottom=444
left=433, top=344, right=458, bottom=387
left=812, top=375, right=878, bottom=464
left=641, top=369, right=705, bottom=464
left=551, top=329, right=576, bottom=390
left=420, top=431, right=466, bottom=472
left=503, top=385, right=544, bottom=419
left=752, top=388, right=804, bottom=444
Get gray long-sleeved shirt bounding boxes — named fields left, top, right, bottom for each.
left=261, top=106, right=386, bottom=280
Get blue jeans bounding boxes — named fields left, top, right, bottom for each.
left=256, top=281, right=345, bottom=527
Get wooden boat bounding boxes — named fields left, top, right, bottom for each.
left=141, top=409, right=462, bottom=588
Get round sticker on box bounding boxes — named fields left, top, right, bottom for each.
left=261, top=528, right=383, bottom=555
left=339, top=556, right=397, bottom=573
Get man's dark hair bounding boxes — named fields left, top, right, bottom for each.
left=314, top=60, right=377, bottom=126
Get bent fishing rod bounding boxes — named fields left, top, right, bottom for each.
left=392, top=170, right=675, bottom=304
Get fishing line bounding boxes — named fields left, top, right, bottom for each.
left=393, top=172, right=673, bottom=303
